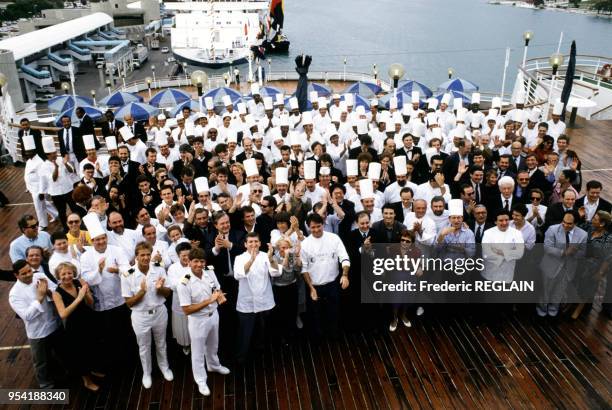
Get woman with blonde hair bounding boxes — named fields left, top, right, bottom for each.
left=51, top=262, right=103, bottom=391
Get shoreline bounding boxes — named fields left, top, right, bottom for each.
left=487, top=1, right=612, bottom=18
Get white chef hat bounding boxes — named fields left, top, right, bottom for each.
left=346, top=159, right=358, bottom=177
left=319, top=166, right=330, bottom=176
left=105, top=136, right=117, bottom=150
left=331, top=110, right=341, bottom=122
left=339, top=101, right=348, bottom=112
left=359, top=179, right=375, bottom=200
left=42, top=136, right=55, bottom=154
left=332, top=93, right=340, bottom=100
left=512, top=110, right=525, bottom=123
left=204, top=97, right=214, bottom=111
left=237, top=102, right=247, bottom=115
left=441, top=93, right=451, bottom=105
left=455, top=108, right=467, bottom=122
left=426, top=98, right=437, bottom=111
left=288, top=131, right=302, bottom=146
left=301, top=111, right=313, bottom=125
left=279, top=115, right=291, bottom=127
left=356, top=119, right=369, bottom=135
left=263, top=97, right=274, bottom=110
left=22, top=134, right=35, bottom=151
left=289, top=97, right=299, bottom=110
left=155, top=131, right=168, bottom=146
left=185, top=122, right=195, bottom=136
left=431, top=127, right=443, bottom=140
left=411, top=91, right=420, bottom=104
left=448, top=199, right=464, bottom=217
left=515, top=90, right=527, bottom=104
left=119, top=125, right=134, bottom=141
left=392, top=111, right=403, bottom=125
left=317, top=97, right=328, bottom=108
left=344, top=93, right=354, bottom=106
left=385, top=120, right=395, bottom=133
left=244, top=158, right=258, bottom=177
left=355, top=106, right=366, bottom=116
left=194, top=177, right=209, bottom=194
left=309, top=91, right=318, bottom=102
left=552, top=100, right=564, bottom=116
left=495, top=128, right=506, bottom=140
left=157, top=113, right=166, bottom=120
left=471, top=92, right=481, bottom=105
left=529, top=108, right=541, bottom=123
left=175, top=112, right=184, bottom=120
left=389, top=97, right=398, bottom=110
left=426, top=113, right=438, bottom=127
left=378, top=111, right=390, bottom=124
left=304, top=160, right=317, bottom=180
left=370, top=98, right=379, bottom=107
left=83, top=212, right=106, bottom=239
left=275, top=93, right=284, bottom=105
left=83, top=134, right=96, bottom=150
left=251, top=83, right=260, bottom=95
left=222, top=95, right=232, bottom=107
left=453, top=98, right=463, bottom=111
left=276, top=167, right=288, bottom=184
left=226, top=129, right=238, bottom=144
left=491, top=96, right=502, bottom=109
left=368, top=162, right=381, bottom=180
left=393, top=156, right=407, bottom=176
left=412, top=121, right=426, bottom=137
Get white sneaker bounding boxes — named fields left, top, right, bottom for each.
left=207, top=366, right=230, bottom=375
left=401, top=316, right=412, bottom=328
left=161, top=368, right=174, bottom=382
left=142, top=374, right=152, bottom=389
left=182, top=346, right=191, bottom=355
left=416, top=306, right=425, bottom=316
left=198, top=383, right=210, bottom=396
left=296, top=315, right=303, bottom=329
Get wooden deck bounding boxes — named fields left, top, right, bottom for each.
left=0, top=119, right=611, bottom=409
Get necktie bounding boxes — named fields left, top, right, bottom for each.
left=225, top=234, right=233, bottom=276
left=476, top=226, right=482, bottom=243
left=110, top=122, right=114, bottom=132
left=565, top=230, right=570, bottom=249
left=475, top=184, right=481, bottom=203
left=65, top=129, right=70, bottom=152
left=504, top=199, right=509, bottom=212
left=362, top=232, right=367, bottom=240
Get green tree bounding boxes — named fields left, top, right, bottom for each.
left=0, top=0, right=63, bottom=22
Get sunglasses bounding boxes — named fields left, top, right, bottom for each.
left=67, top=220, right=80, bottom=224
left=531, top=197, right=542, bottom=201
left=26, top=223, right=39, bottom=229
left=252, top=190, right=262, bottom=193
left=518, top=178, right=529, bottom=182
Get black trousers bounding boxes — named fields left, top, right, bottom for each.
left=29, top=328, right=65, bottom=388
left=236, top=310, right=270, bottom=364
left=307, top=281, right=340, bottom=339
left=95, top=304, right=135, bottom=372
left=272, top=282, right=298, bottom=337
left=51, top=192, right=77, bottom=229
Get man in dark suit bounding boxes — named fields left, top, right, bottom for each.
left=132, top=174, right=161, bottom=217
left=172, top=145, right=206, bottom=182
left=77, top=163, right=108, bottom=198
left=57, top=115, right=86, bottom=162
left=544, top=189, right=577, bottom=232
left=524, top=154, right=553, bottom=195
left=370, top=204, right=404, bottom=243
left=176, top=166, right=198, bottom=208
left=469, top=204, right=494, bottom=244
left=344, top=211, right=373, bottom=330
left=391, top=186, right=414, bottom=224
left=17, top=118, right=45, bottom=160
left=508, top=141, right=527, bottom=174
left=75, top=106, right=96, bottom=137
left=395, top=134, right=422, bottom=163
left=235, top=136, right=265, bottom=164
left=485, top=175, right=516, bottom=222
left=101, top=110, right=124, bottom=138
left=574, top=180, right=612, bottom=225
left=117, top=145, right=143, bottom=187
left=255, top=196, right=276, bottom=251
left=122, top=114, right=147, bottom=143
left=496, top=154, right=516, bottom=180
left=330, top=184, right=355, bottom=244
left=183, top=207, right=214, bottom=251
left=348, top=135, right=378, bottom=161
left=141, top=147, right=167, bottom=185
left=442, top=140, right=471, bottom=184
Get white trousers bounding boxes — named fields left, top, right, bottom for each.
left=31, top=193, right=58, bottom=228
left=188, top=310, right=221, bottom=386
left=131, top=306, right=170, bottom=376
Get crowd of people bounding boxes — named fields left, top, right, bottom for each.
left=7, top=83, right=612, bottom=396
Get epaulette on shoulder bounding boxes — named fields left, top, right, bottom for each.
left=123, top=268, right=135, bottom=278
left=180, top=274, right=191, bottom=285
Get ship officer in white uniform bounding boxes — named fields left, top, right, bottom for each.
left=177, top=247, right=230, bottom=397
left=121, top=242, right=174, bottom=389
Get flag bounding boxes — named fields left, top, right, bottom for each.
left=269, top=0, right=284, bottom=30
left=560, top=40, right=576, bottom=119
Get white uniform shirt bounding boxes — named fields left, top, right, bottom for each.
left=127, top=140, right=147, bottom=164
left=9, top=272, right=59, bottom=339
left=300, top=231, right=350, bottom=286
left=481, top=226, right=525, bottom=282
left=39, top=158, right=74, bottom=196
left=166, top=262, right=191, bottom=314
left=25, top=155, right=45, bottom=194
left=414, top=182, right=452, bottom=210
left=403, top=213, right=437, bottom=245
left=304, top=185, right=326, bottom=206
left=48, top=251, right=81, bottom=278
left=107, top=229, right=140, bottom=261
left=121, top=264, right=167, bottom=312
left=233, top=251, right=280, bottom=313
left=177, top=269, right=220, bottom=317
left=80, top=244, right=130, bottom=311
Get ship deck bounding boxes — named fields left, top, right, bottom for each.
left=0, top=118, right=611, bottom=409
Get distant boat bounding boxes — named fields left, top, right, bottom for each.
left=168, top=1, right=266, bottom=68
